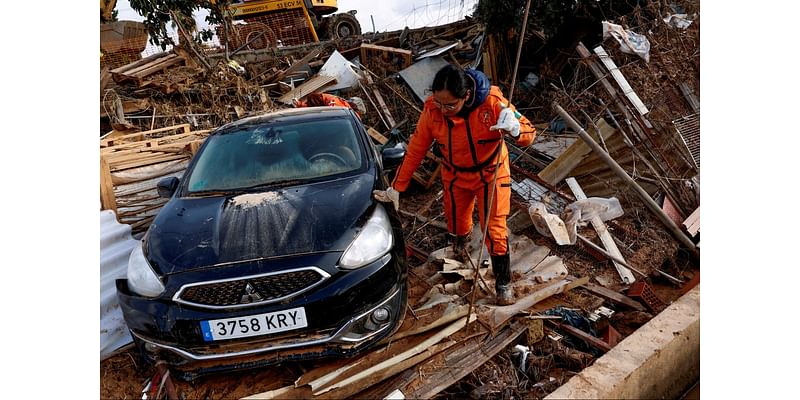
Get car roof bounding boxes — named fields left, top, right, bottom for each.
left=215, top=107, right=354, bottom=132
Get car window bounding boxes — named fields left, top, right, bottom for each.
left=187, top=117, right=364, bottom=192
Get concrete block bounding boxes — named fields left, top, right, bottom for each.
left=546, top=285, right=700, bottom=399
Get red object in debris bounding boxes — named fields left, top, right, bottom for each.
left=627, top=281, right=666, bottom=313
left=680, top=271, right=700, bottom=296
left=600, top=324, right=622, bottom=347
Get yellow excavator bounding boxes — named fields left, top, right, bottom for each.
left=100, top=0, right=362, bottom=60
left=214, top=0, right=362, bottom=50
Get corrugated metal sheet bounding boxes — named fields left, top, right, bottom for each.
left=398, top=56, right=450, bottom=102
left=512, top=178, right=548, bottom=202
left=100, top=210, right=136, bottom=359
left=673, top=112, right=700, bottom=168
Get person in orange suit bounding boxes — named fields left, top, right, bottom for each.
left=373, top=64, right=536, bottom=305
left=294, top=92, right=364, bottom=119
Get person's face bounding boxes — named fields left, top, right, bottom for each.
left=433, top=89, right=469, bottom=117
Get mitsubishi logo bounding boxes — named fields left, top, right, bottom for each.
left=241, top=282, right=264, bottom=304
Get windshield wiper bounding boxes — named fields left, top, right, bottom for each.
left=240, top=178, right=309, bottom=191
left=186, top=189, right=244, bottom=197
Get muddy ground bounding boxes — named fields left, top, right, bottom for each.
left=100, top=169, right=698, bottom=399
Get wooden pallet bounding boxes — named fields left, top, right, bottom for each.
left=100, top=124, right=211, bottom=233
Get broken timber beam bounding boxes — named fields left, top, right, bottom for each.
left=576, top=234, right=647, bottom=279
left=312, top=315, right=475, bottom=395
left=538, top=119, right=617, bottom=185
left=553, top=103, right=700, bottom=259
left=365, top=72, right=396, bottom=128
left=402, top=320, right=528, bottom=399
left=100, top=156, right=117, bottom=213
left=566, top=276, right=646, bottom=312
left=360, top=43, right=413, bottom=69
left=551, top=321, right=612, bottom=353
left=566, top=177, right=635, bottom=284
left=484, top=277, right=589, bottom=330
left=593, top=46, right=648, bottom=116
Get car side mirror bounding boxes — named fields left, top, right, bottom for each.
left=157, top=177, right=180, bottom=198
left=381, top=147, right=405, bottom=170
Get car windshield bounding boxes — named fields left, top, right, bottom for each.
left=186, top=117, right=364, bottom=193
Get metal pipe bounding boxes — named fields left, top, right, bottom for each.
left=553, top=103, right=699, bottom=258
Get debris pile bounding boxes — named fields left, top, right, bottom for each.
left=100, top=1, right=700, bottom=398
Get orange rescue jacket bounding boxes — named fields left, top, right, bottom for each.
left=393, top=86, right=535, bottom=191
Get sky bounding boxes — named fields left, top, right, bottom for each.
left=116, top=0, right=480, bottom=40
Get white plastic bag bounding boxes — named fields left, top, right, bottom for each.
left=561, top=197, right=624, bottom=244
left=602, top=21, right=651, bottom=62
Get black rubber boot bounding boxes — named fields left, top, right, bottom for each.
left=491, top=254, right=514, bottom=305
left=450, top=233, right=471, bottom=263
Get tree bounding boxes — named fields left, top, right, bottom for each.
left=129, top=0, right=233, bottom=50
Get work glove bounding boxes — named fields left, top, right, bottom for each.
left=373, top=187, right=400, bottom=211
left=490, top=106, right=521, bottom=138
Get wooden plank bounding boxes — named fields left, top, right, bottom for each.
left=567, top=276, right=647, bottom=311
left=110, top=154, right=189, bottom=172
left=360, top=43, right=413, bottom=68
left=552, top=321, right=611, bottom=352
left=312, top=315, right=474, bottom=395
left=100, top=124, right=191, bottom=147
left=404, top=320, right=528, bottom=399
left=678, top=82, right=700, bottom=112
left=277, top=74, right=337, bottom=105
left=101, top=132, right=203, bottom=154
left=483, top=277, right=588, bottom=330
left=566, top=177, right=636, bottom=284
left=683, top=206, right=700, bottom=236
left=116, top=201, right=168, bottom=218
left=593, top=46, right=649, bottom=116
left=267, top=46, right=324, bottom=83
left=314, top=340, right=457, bottom=399
left=125, top=53, right=179, bottom=77
left=131, top=54, right=185, bottom=79
left=367, top=127, right=388, bottom=145
left=100, top=156, right=117, bottom=213
left=538, top=119, right=617, bottom=185
left=110, top=51, right=168, bottom=74
left=365, top=72, right=396, bottom=127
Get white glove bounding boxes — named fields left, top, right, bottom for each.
left=373, top=187, right=400, bottom=211
left=490, top=107, right=521, bottom=137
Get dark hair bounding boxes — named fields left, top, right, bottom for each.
left=431, top=64, right=469, bottom=98
left=306, top=93, right=326, bottom=107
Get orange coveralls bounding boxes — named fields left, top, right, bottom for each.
left=392, top=87, right=535, bottom=256
left=297, top=94, right=361, bottom=119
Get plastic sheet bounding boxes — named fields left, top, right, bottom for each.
left=602, top=21, right=651, bottom=62
left=562, top=197, right=624, bottom=244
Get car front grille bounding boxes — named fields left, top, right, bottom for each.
left=174, top=267, right=329, bottom=309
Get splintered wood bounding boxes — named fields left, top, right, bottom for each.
left=242, top=233, right=584, bottom=399
left=100, top=124, right=210, bottom=233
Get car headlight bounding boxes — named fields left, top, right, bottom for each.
left=127, top=242, right=165, bottom=297
left=339, top=204, right=394, bottom=269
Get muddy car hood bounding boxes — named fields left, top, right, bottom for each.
left=145, top=173, right=375, bottom=275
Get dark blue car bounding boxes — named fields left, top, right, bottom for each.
left=116, top=107, right=408, bottom=379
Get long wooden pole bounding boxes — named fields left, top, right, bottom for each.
left=553, top=103, right=699, bottom=258
left=508, top=0, right=532, bottom=102
left=466, top=0, right=533, bottom=327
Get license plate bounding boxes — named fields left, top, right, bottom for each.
left=200, top=307, right=308, bottom=342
